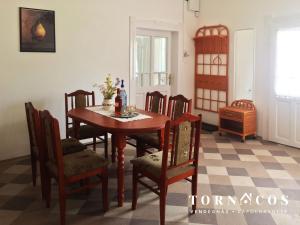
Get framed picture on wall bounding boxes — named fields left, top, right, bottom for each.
left=19, top=7, right=56, bottom=52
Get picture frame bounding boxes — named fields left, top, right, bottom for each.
left=19, top=7, right=56, bottom=52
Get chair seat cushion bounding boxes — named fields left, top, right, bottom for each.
left=130, top=132, right=160, bottom=148
left=130, top=152, right=195, bottom=179
left=61, top=138, right=86, bottom=155
left=46, top=150, right=109, bottom=178
left=130, top=132, right=173, bottom=149
left=31, top=138, right=85, bottom=157
left=68, top=125, right=106, bottom=139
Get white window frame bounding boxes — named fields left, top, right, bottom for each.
left=136, top=29, right=171, bottom=88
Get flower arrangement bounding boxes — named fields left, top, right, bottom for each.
left=93, top=74, right=120, bottom=100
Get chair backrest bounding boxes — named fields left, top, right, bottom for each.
left=65, top=90, right=95, bottom=137
left=145, top=91, right=167, bottom=115
left=167, top=95, right=192, bottom=120
left=40, top=110, right=64, bottom=178
left=161, top=113, right=201, bottom=180
left=25, top=102, right=38, bottom=152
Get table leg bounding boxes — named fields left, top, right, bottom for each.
left=73, top=120, right=80, bottom=139
left=113, top=134, right=126, bottom=207
left=111, top=135, right=116, bottom=163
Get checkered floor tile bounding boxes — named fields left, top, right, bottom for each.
left=0, top=132, right=300, bottom=225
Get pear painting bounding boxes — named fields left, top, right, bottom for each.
left=20, top=8, right=55, bottom=52
left=33, top=22, right=47, bottom=41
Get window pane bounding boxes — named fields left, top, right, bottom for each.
left=150, top=73, right=168, bottom=86
left=143, top=73, right=150, bottom=87
left=135, top=36, right=150, bottom=74
left=160, top=73, right=167, bottom=85
left=151, top=73, right=159, bottom=86
left=276, top=29, right=300, bottom=97
left=135, top=73, right=151, bottom=88
left=153, top=37, right=167, bottom=73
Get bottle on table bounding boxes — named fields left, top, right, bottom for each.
left=119, top=79, right=127, bottom=113
left=115, top=88, right=122, bottom=116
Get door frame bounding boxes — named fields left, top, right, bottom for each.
left=129, top=17, right=183, bottom=105
left=268, top=14, right=300, bottom=147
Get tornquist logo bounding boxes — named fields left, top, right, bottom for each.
left=188, top=193, right=289, bottom=214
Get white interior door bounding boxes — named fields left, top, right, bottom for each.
left=269, top=27, right=300, bottom=148
left=134, top=29, right=171, bottom=109
left=234, top=29, right=255, bottom=100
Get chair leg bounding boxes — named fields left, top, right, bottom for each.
left=58, top=182, right=66, bottom=225
left=93, top=137, right=97, bottom=151
left=136, top=140, right=145, bottom=157
left=111, top=135, right=116, bottom=163
left=30, top=152, right=37, bottom=186
left=191, top=174, right=198, bottom=214
left=132, top=167, right=138, bottom=210
left=45, top=174, right=51, bottom=208
left=102, top=170, right=109, bottom=212
left=39, top=161, right=46, bottom=200
left=104, top=133, right=108, bottom=159
left=159, top=185, right=167, bottom=225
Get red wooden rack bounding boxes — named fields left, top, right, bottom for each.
left=194, top=25, right=229, bottom=113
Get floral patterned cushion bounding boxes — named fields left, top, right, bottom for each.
left=32, top=138, right=85, bottom=158
left=61, top=138, right=86, bottom=155
left=130, top=151, right=194, bottom=179
left=46, top=150, right=108, bottom=178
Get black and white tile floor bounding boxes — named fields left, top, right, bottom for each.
left=0, top=132, right=299, bottom=225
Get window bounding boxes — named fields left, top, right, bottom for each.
left=135, top=35, right=168, bottom=87
left=135, top=36, right=151, bottom=87
left=275, top=28, right=300, bottom=97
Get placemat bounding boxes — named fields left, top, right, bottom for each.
left=86, top=106, right=152, bottom=122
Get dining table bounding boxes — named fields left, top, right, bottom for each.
left=67, top=106, right=170, bottom=207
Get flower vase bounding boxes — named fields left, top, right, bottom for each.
left=102, top=98, right=113, bottom=111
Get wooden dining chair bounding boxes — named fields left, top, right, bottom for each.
left=125, top=91, right=167, bottom=150
left=131, top=113, right=201, bottom=225
left=25, top=102, right=86, bottom=192
left=144, top=91, right=167, bottom=114
left=167, top=94, right=192, bottom=120
left=41, top=110, right=109, bottom=225
left=134, top=94, right=192, bottom=156
left=111, top=91, right=167, bottom=162
left=65, top=90, right=108, bottom=157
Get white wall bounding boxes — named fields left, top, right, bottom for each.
left=7, top=0, right=300, bottom=160
left=181, top=1, right=200, bottom=101
left=195, top=0, right=300, bottom=139
left=0, top=0, right=199, bottom=160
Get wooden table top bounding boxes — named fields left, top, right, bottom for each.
left=68, top=108, right=170, bottom=134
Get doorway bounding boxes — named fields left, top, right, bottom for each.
left=129, top=18, right=182, bottom=109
